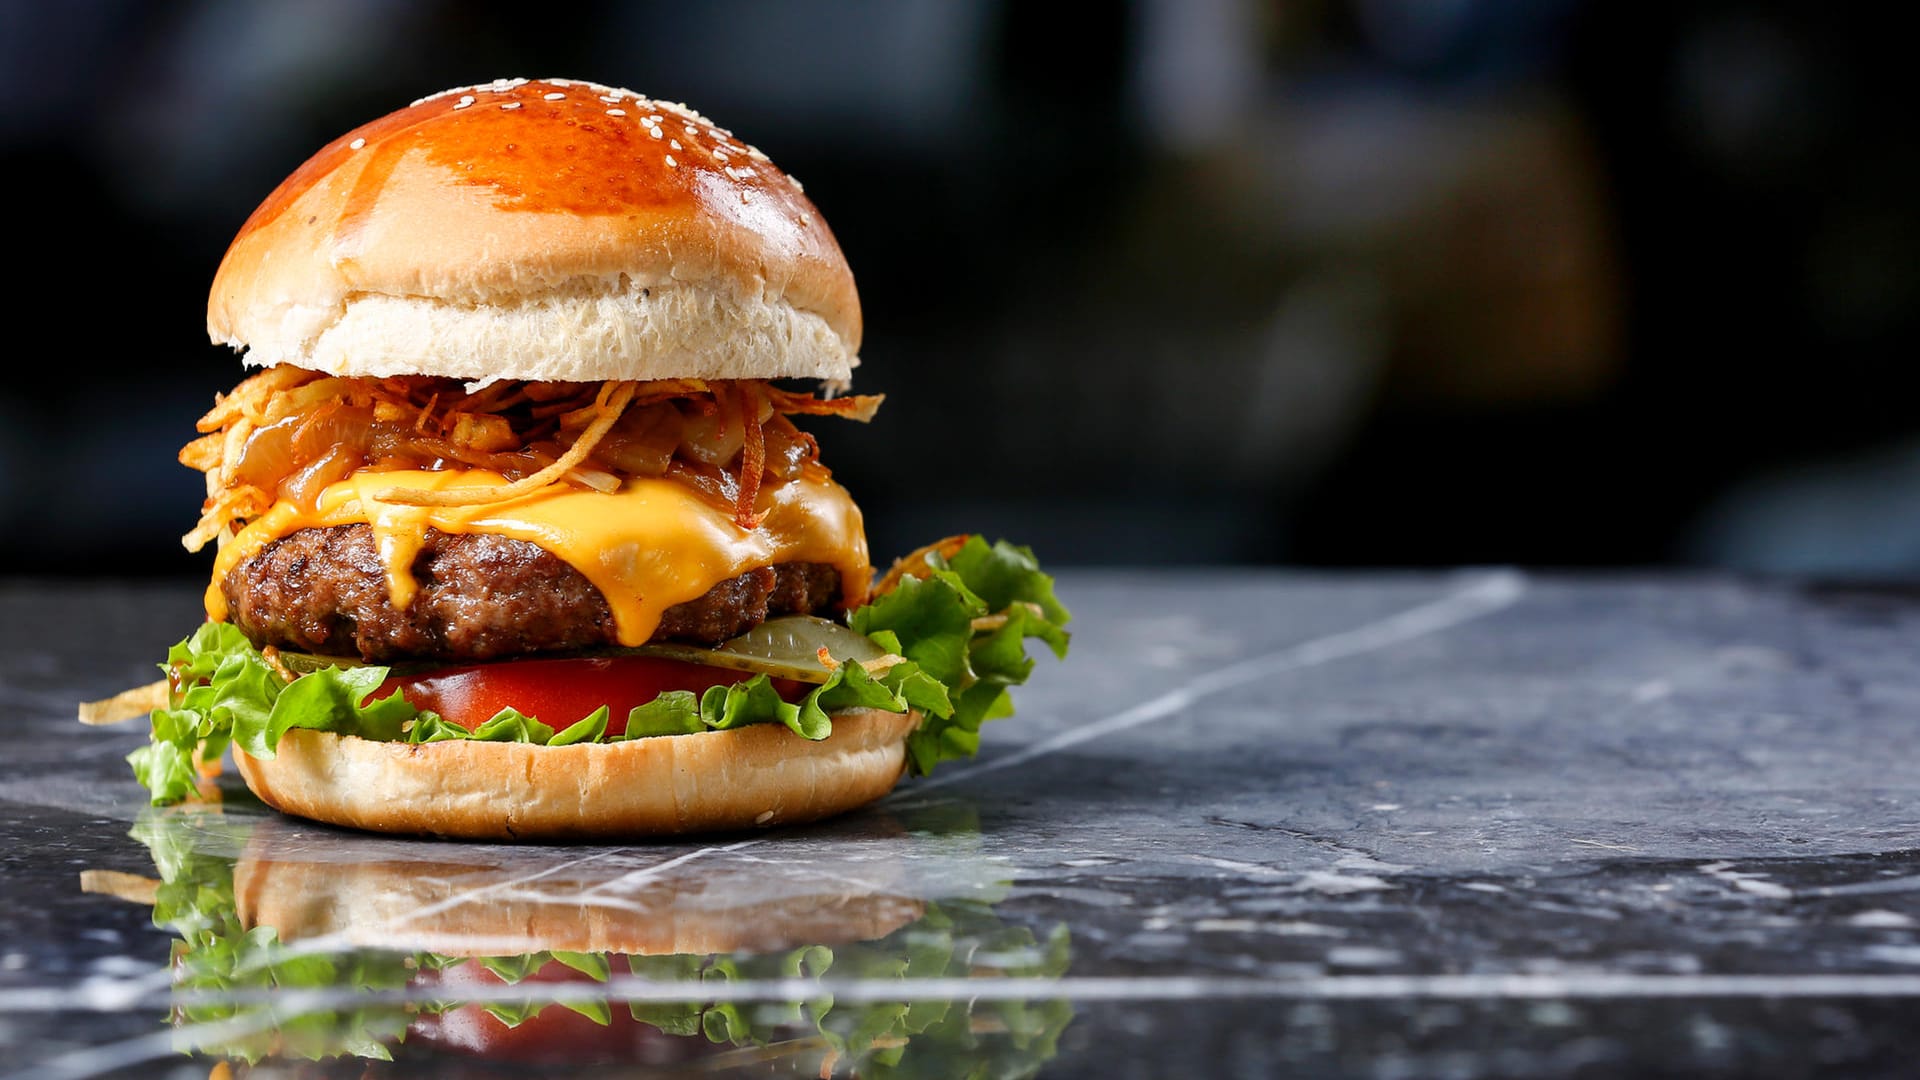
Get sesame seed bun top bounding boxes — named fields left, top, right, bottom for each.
left=208, top=77, right=861, bottom=385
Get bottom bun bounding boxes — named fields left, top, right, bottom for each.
left=234, top=709, right=920, bottom=840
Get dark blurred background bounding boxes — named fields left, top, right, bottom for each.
left=4, top=1, right=1917, bottom=578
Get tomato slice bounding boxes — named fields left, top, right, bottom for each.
left=377, top=655, right=803, bottom=737
left=410, top=959, right=705, bottom=1064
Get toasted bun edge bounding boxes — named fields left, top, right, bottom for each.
left=234, top=708, right=918, bottom=840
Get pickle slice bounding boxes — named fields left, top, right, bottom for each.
left=637, top=615, right=889, bottom=683
left=276, top=616, right=886, bottom=685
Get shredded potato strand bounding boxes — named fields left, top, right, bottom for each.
left=78, top=869, right=161, bottom=906
left=414, top=391, right=440, bottom=433
left=195, top=366, right=312, bottom=432
left=76, top=679, right=169, bottom=726
left=177, top=432, right=224, bottom=472
left=215, top=418, right=254, bottom=488
left=763, top=386, right=885, bottom=422
left=736, top=382, right=766, bottom=528
left=183, top=484, right=269, bottom=553
left=859, top=653, right=907, bottom=675
left=376, top=381, right=638, bottom=507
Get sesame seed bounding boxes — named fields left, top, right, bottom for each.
left=543, top=92, right=565, bottom=101
left=740, top=190, right=751, bottom=205
left=649, top=127, right=662, bottom=139
left=598, top=94, right=621, bottom=104
left=501, top=102, right=521, bottom=110
left=665, top=155, right=677, bottom=168
left=549, top=77, right=573, bottom=86
left=685, top=124, right=699, bottom=135
left=788, top=174, right=805, bottom=192
left=799, top=212, right=811, bottom=225
left=415, top=81, right=531, bottom=107
left=348, top=137, right=366, bottom=150
left=453, top=95, right=475, bottom=110
left=606, top=108, right=625, bottom=117
left=669, top=139, right=682, bottom=150
left=746, top=145, right=769, bottom=162
left=714, top=149, right=729, bottom=161
left=647, top=114, right=663, bottom=123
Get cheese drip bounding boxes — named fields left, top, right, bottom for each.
left=206, top=467, right=871, bottom=647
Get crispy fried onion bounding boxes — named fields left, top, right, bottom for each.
left=180, top=368, right=883, bottom=549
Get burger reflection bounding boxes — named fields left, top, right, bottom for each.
left=99, top=805, right=1072, bottom=1076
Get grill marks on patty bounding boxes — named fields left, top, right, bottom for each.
left=222, top=524, right=844, bottom=663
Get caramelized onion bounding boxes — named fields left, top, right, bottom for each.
left=678, top=394, right=745, bottom=467
left=279, top=443, right=361, bottom=507
left=184, top=376, right=880, bottom=549
left=761, top=415, right=813, bottom=480
left=591, top=403, right=681, bottom=477
left=486, top=446, right=559, bottom=483
left=664, top=459, right=739, bottom=514
left=230, top=415, right=303, bottom=492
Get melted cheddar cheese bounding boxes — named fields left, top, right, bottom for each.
left=206, top=466, right=871, bottom=647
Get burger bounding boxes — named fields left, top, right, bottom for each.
left=89, top=807, right=1074, bottom=1073
left=108, top=77, right=1069, bottom=838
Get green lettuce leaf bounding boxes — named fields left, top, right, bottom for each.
left=549, top=706, right=611, bottom=746
left=872, top=537, right=1072, bottom=775
left=468, top=708, right=556, bottom=744
left=130, top=623, right=428, bottom=807
left=851, top=571, right=982, bottom=690
left=692, top=659, right=929, bottom=741
left=624, top=691, right=705, bottom=737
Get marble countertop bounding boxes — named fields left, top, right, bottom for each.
left=3, top=571, right=1917, bottom=1078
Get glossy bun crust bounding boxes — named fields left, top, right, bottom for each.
left=234, top=709, right=918, bottom=840
left=209, top=77, right=860, bottom=384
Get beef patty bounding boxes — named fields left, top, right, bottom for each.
left=221, top=524, right=844, bottom=663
